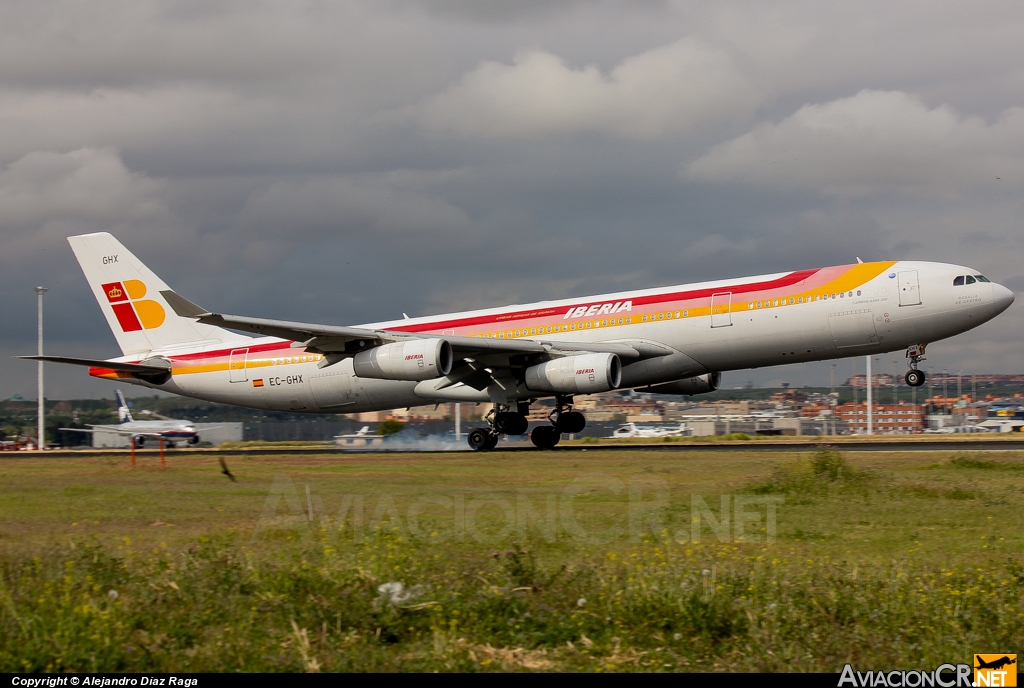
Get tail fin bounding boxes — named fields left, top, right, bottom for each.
left=67, top=233, right=244, bottom=355
left=115, top=390, right=133, bottom=423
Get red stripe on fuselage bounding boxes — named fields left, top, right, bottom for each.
left=96, top=267, right=829, bottom=368
left=387, top=268, right=821, bottom=333
left=169, top=340, right=292, bottom=361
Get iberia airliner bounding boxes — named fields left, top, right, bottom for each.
left=21, top=233, right=1014, bottom=450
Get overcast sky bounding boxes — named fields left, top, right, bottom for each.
left=2, top=0, right=1023, bottom=399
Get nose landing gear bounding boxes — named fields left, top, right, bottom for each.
left=904, top=344, right=927, bottom=387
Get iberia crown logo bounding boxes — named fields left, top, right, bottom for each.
left=100, top=280, right=165, bottom=332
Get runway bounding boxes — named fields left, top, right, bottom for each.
left=10, top=437, right=1024, bottom=458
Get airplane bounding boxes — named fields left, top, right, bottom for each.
left=334, top=426, right=382, bottom=448
left=19, top=232, right=1015, bottom=451
left=59, top=389, right=202, bottom=448
left=610, top=422, right=693, bottom=439
left=975, top=656, right=1016, bottom=671
left=351, top=426, right=372, bottom=436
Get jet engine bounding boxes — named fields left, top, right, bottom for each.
left=353, top=339, right=453, bottom=381
left=525, top=353, right=621, bottom=394
left=642, top=372, right=721, bottom=395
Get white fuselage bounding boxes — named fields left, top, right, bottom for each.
left=95, top=260, right=1014, bottom=413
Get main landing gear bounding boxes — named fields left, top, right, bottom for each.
left=904, top=344, right=927, bottom=387
left=467, top=402, right=530, bottom=451
left=530, top=396, right=586, bottom=450
left=466, top=398, right=589, bottom=451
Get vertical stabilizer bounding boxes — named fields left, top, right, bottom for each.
left=67, top=233, right=245, bottom=356
left=115, top=389, right=133, bottom=423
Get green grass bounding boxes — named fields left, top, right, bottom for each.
left=1, top=448, right=1023, bottom=671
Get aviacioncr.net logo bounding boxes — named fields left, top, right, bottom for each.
left=839, top=663, right=975, bottom=687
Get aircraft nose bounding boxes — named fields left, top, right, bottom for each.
left=993, top=283, right=1015, bottom=311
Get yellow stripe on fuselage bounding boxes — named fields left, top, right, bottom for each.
left=162, top=262, right=898, bottom=374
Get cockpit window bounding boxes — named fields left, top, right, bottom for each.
left=975, top=275, right=990, bottom=282
left=953, top=276, right=965, bottom=286
left=965, top=275, right=977, bottom=285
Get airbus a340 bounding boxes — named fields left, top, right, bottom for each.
left=21, top=233, right=1014, bottom=450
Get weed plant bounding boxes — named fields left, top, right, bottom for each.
left=1, top=530, right=1021, bottom=672
left=749, top=449, right=870, bottom=498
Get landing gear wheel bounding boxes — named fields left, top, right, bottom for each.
left=468, top=428, right=494, bottom=451
left=905, top=369, right=926, bottom=387
left=483, top=433, right=499, bottom=450
left=556, top=411, right=586, bottom=434
left=494, top=412, right=529, bottom=435
left=531, top=425, right=561, bottom=449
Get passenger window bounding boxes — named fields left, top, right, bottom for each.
left=965, top=275, right=976, bottom=284
left=953, top=276, right=965, bottom=286
left=975, top=275, right=990, bottom=283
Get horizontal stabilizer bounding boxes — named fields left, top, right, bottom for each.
left=16, top=355, right=171, bottom=374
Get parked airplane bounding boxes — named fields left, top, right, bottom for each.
left=333, top=426, right=382, bottom=448
left=60, top=389, right=201, bottom=447
left=21, top=233, right=1014, bottom=451
left=610, top=422, right=693, bottom=439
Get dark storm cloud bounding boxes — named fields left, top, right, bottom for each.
left=2, top=1, right=1022, bottom=397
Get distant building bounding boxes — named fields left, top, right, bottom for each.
left=846, top=373, right=1024, bottom=388
left=837, top=402, right=924, bottom=433
left=770, top=389, right=807, bottom=404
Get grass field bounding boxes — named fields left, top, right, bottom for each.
left=1, top=447, right=1022, bottom=672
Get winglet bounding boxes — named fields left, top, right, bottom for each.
left=159, top=290, right=211, bottom=318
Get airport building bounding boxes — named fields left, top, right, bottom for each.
left=837, top=402, right=924, bottom=434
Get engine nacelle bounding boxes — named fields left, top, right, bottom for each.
left=643, top=372, right=721, bottom=395
left=525, top=353, right=621, bottom=395
left=353, top=339, right=453, bottom=381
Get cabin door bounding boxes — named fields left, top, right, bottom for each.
left=228, top=348, right=248, bottom=383
left=710, top=292, right=732, bottom=328
left=898, top=270, right=921, bottom=306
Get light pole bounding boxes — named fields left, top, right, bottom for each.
left=942, top=369, right=948, bottom=415
left=830, top=363, right=837, bottom=436
left=865, top=355, right=873, bottom=435
left=35, top=286, right=48, bottom=451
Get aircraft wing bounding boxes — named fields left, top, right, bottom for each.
left=59, top=425, right=137, bottom=436
left=61, top=425, right=191, bottom=439
left=160, top=289, right=645, bottom=365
